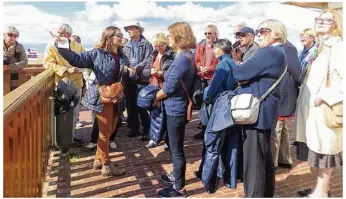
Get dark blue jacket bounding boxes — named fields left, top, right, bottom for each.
left=149, top=103, right=166, bottom=144
left=278, top=41, right=301, bottom=116
left=163, top=52, right=197, bottom=117
left=123, top=36, right=153, bottom=83
left=57, top=48, right=129, bottom=112
left=233, top=44, right=287, bottom=130
left=202, top=91, right=240, bottom=193
left=204, top=54, right=237, bottom=104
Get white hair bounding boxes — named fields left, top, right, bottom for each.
left=4, top=26, right=20, bottom=37
left=205, top=24, right=219, bottom=37
left=59, top=24, right=73, bottom=34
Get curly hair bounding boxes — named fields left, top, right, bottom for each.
left=168, top=22, right=196, bottom=51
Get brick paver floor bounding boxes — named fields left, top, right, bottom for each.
left=42, top=108, right=343, bottom=198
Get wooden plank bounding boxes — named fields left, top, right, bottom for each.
left=4, top=69, right=53, bottom=117
left=4, top=72, right=11, bottom=95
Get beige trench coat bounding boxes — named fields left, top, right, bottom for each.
left=295, top=36, right=343, bottom=155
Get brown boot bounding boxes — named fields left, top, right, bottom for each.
left=93, top=159, right=117, bottom=170
left=101, top=162, right=126, bottom=177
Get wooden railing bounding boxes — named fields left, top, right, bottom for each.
left=3, top=68, right=55, bottom=197
left=3, top=65, right=46, bottom=96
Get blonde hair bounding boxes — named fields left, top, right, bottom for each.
left=168, top=22, right=197, bottom=51
left=205, top=24, right=219, bottom=37
left=95, top=26, right=121, bottom=52
left=315, top=9, right=343, bottom=38
left=258, top=19, right=287, bottom=44
left=153, top=33, right=169, bottom=46
left=300, top=28, right=316, bottom=38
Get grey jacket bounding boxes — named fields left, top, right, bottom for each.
left=3, top=41, right=28, bottom=70
left=241, top=42, right=260, bottom=62
left=123, top=35, right=153, bottom=83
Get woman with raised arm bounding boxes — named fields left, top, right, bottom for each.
left=54, top=26, right=135, bottom=177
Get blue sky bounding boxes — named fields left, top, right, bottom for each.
left=4, top=1, right=320, bottom=52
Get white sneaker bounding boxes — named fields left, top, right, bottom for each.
left=110, top=142, right=118, bottom=149
left=85, top=142, right=97, bottom=149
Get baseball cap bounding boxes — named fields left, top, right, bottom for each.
left=235, top=27, right=255, bottom=36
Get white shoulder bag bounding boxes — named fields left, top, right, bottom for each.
left=230, top=65, right=287, bottom=125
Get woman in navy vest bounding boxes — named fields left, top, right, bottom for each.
left=233, top=19, right=287, bottom=197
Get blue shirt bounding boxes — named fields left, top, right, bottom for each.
left=163, top=51, right=197, bottom=116
left=130, top=40, right=140, bottom=67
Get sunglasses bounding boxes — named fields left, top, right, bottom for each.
left=315, top=17, right=336, bottom=25
left=7, top=33, right=18, bottom=38
left=204, top=32, right=213, bottom=36
left=235, top=32, right=247, bottom=38
left=112, top=32, right=124, bottom=38
left=255, top=28, right=272, bottom=36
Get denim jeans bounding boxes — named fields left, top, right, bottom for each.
left=166, top=115, right=186, bottom=190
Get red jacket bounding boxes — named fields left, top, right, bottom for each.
left=195, top=42, right=219, bottom=80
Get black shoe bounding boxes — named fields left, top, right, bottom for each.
left=278, top=163, right=292, bottom=169
left=128, top=130, right=140, bottom=137
left=71, top=138, right=84, bottom=147
left=160, top=172, right=175, bottom=184
left=141, top=135, right=149, bottom=141
left=73, top=137, right=84, bottom=143
left=297, top=188, right=331, bottom=197
left=157, top=185, right=186, bottom=198
left=193, top=132, right=204, bottom=139
left=193, top=171, right=201, bottom=179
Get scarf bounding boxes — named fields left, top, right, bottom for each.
left=3, top=40, right=17, bottom=58
left=299, top=42, right=319, bottom=84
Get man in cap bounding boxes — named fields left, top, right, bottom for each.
left=234, top=27, right=259, bottom=63
left=123, top=22, right=153, bottom=140
left=44, top=23, right=85, bottom=146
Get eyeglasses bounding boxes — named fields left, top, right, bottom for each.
left=255, top=28, right=272, bottom=36
left=315, top=17, right=336, bottom=25
left=7, top=33, right=18, bottom=38
left=204, top=32, right=213, bottom=36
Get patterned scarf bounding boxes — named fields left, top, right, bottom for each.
left=3, top=40, right=17, bottom=58
left=299, top=42, right=319, bottom=84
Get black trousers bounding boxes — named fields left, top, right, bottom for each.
left=125, top=79, right=150, bottom=135
left=166, top=115, right=186, bottom=190
left=242, top=127, right=275, bottom=198
left=90, top=117, right=117, bottom=143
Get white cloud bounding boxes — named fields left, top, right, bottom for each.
left=4, top=1, right=320, bottom=51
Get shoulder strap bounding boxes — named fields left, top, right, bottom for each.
left=180, top=80, right=193, bottom=121
left=259, top=65, right=287, bottom=102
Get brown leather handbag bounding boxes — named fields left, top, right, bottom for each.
left=98, top=82, right=124, bottom=104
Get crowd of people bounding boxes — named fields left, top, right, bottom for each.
left=3, top=8, right=343, bottom=198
